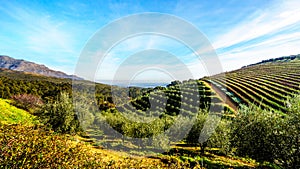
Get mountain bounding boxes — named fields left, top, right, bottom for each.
left=0, top=55, right=82, bottom=80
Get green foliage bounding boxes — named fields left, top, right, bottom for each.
left=103, top=110, right=171, bottom=150
left=284, top=94, right=300, bottom=168
left=0, top=74, right=71, bottom=102
left=73, top=93, right=98, bottom=130
left=230, top=95, right=300, bottom=168
left=185, top=111, right=209, bottom=153
left=0, top=124, right=93, bottom=168
left=0, top=124, right=192, bottom=168
left=207, top=119, right=231, bottom=155
left=185, top=111, right=230, bottom=155
left=286, top=93, right=300, bottom=113
left=0, top=98, right=38, bottom=125
left=0, top=69, right=116, bottom=110
left=36, top=92, right=81, bottom=134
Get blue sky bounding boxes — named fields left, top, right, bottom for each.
left=1, top=0, right=300, bottom=82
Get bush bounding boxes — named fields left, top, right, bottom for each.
left=0, top=124, right=98, bottom=168
left=230, top=97, right=300, bottom=168
left=230, top=105, right=285, bottom=162
left=207, top=119, right=231, bottom=155
left=36, top=92, right=81, bottom=134
left=285, top=94, right=300, bottom=168
left=185, top=111, right=229, bottom=155
left=0, top=124, right=180, bottom=168
left=185, top=112, right=209, bottom=154
left=11, top=94, right=43, bottom=112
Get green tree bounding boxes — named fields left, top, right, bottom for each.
left=185, top=112, right=207, bottom=154
left=36, top=92, right=81, bottom=134
left=230, top=96, right=300, bottom=167
left=185, top=110, right=225, bottom=155
left=207, top=119, right=231, bottom=155
left=284, top=94, right=300, bottom=168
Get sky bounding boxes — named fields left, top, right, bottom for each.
left=1, top=0, right=300, bottom=83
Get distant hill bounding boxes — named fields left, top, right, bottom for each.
left=242, top=54, right=300, bottom=68
left=0, top=55, right=82, bottom=80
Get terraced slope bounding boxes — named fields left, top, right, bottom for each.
left=204, top=57, right=300, bottom=112
left=115, top=80, right=235, bottom=121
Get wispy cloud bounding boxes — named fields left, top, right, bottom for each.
left=1, top=0, right=300, bottom=80
left=213, top=0, right=300, bottom=50
left=0, top=1, right=79, bottom=73
left=211, top=0, right=300, bottom=71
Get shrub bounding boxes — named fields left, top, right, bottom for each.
left=207, top=119, right=231, bottom=155
left=0, top=124, right=180, bottom=168
left=185, top=110, right=229, bottom=155
left=185, top=111, right=209, bottom=154
left=230, top=96, right=300, bottom=168
left=230, top=105, right=285, bottom=161
left=36, top=92, right=81, bottom=134
left=284, top=94, right=300, bottom=168
left=0, top=124, right=98, bottom=168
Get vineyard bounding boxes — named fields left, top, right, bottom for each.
left=87, top=79, right=236, bottom=152
left=204, top=56, right=300, bottom=112
left=0, top=55, right=300, bottom=168
left=117, top=80, right=234, bottom=116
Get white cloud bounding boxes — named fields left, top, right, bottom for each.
left=0, top=2, right=76, bottom=56
left=210, top=0, right=300, bottom=73
left=0, top=2, right=79, bottom=74
left=219, top=37, right=300, bottom=72
left=213, top=0, right=300, bottom=50
left=25, top=16, right=73, bottom=52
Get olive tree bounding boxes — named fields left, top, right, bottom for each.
left=36, top=92, right=81, bottom=134
left=230, top=95, right=300, bottom=168
left=185, top=110, right=229, bottom=155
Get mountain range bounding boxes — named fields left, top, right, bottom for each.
left=0, top=55, right=82, bottom=80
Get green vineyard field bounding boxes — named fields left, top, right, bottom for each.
left=204, top=56, right=300, bottom=112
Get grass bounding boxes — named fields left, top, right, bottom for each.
left=76, top=129, right=263, bottom=168
left=0, top=98, right=38, bottom=125
left=0, top=121, right=281, bottom=168
left=161, top=146, right=258, bottom=169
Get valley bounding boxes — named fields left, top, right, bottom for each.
left=0, top=54, right=299, bottom=168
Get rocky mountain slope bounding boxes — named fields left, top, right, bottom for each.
left=0, top=55, right=82, bottom=80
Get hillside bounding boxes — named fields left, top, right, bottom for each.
left=0, top=54, right=299, bottom=168
left=0, top=98, right=38, bottom=125
left=242, top=54, right=300, bottom=68
left=0, top=55, right=82, bottom=80
left=0, top=68, right=142, bottom=111
left=204, top=55, right=300, bottom=112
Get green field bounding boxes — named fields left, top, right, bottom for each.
left=0, top=98, right=38, bottom=125
left=204, top=56, right=300, bottom=112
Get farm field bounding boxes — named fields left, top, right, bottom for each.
left=0, top=55, right=299, bottom=168
left=204, top=56, right=300, bottom=112
left=2, top=0, right=300, bottom=168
